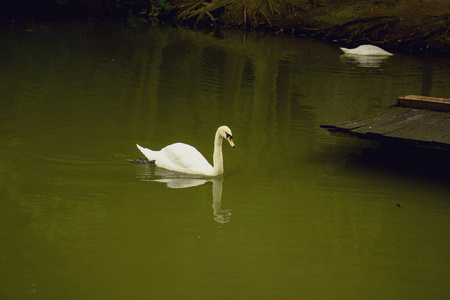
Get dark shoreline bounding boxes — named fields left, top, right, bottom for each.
left=178, top=0, right=450, bottom=55
left=2, top=0, right=449, bottom=55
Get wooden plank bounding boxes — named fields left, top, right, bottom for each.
left=417, top=114, right=450, bottom=125
left=352, top=128, right=450, bottom=150
left=430, top=117, right=450, bottom=144
left=352, top=108, right=421, bottom=135
left=386, top=120, right=449, bottom=143
left=397, top=95, right=450, bottom=112
left=377, top=112, right=450, bottom=142
left=320, top=96, right=450, bottom=150
left=320, top=107, right=410, bottom=131
left=439, top=134, right=450, bottom=144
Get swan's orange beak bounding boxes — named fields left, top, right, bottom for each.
left=227, top=136, right=235, bottom=148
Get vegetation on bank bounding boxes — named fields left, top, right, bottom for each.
left=1, top=0, right=449, bottom=54
left=174, top=0, right=450, bottom=54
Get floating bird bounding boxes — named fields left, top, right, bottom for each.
left=136, top=125, right=235, bottom=176
left=340, top=45, right=393, bottom=56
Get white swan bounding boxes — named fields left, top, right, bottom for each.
left=340, top=45, right=393, bottom=56
left=136, top=125, right=235, bottom=176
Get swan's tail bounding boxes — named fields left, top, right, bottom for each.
left=136, top=144, right=158, bottom=163
left=340, top=47, right=350, bottom=54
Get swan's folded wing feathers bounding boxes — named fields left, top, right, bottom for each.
left=136, top=144, right=159, bottom=162
left=160, top=143, right=213, bottom=174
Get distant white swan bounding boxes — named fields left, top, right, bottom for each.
left=136, top=125, right=235, bottom=176
left=340, top=45, right=393, bottom=56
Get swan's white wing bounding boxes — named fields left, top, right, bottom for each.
left=340, top=47, right=352, bottom=54
left=340, top=45, right=393, bottom=56
left=136, top=144, right=159, bottom=162
left=356, top=45, right=393, bottom=56
left=158, top=143, right=214, bottom=175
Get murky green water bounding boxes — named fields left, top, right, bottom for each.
left=1, top=19, right=450, bottom=300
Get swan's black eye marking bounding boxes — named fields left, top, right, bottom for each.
left=225, top=132, right=233, bottom=139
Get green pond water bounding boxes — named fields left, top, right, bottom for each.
left=1, top=19, right=450, bottom=300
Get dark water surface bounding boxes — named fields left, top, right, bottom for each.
left=1, top=19, right=450, bottom=300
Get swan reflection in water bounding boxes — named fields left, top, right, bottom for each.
left=339, top=54, right=391, bottom=68
left=136, top=165, right=231, bottom=224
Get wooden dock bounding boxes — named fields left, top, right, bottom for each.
left=320, top=95, right=450, bottom=150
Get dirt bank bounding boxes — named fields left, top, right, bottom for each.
left=174, top=0, right=450, bottom=54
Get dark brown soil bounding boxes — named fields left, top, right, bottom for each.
left=175, top=0, right=450, bottom=54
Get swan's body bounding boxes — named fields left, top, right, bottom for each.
left=136, top=125, right=235, bottom=177
left=340, top=45, right=393, bottom=56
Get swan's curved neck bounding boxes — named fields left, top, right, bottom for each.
left=212, top=130, right=224, bottom=176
